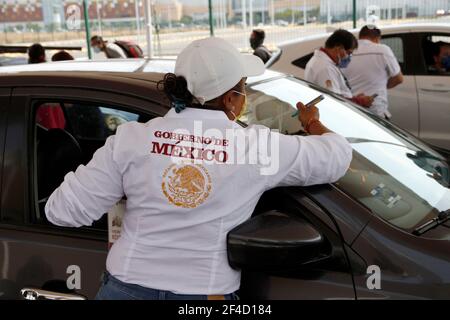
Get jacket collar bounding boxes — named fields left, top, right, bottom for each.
left=164, top=107, right=230, bottom=120
left=319, top=48, right=338, bottom=65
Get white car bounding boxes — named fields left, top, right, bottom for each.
left=269, top=23, right=450, bottom=153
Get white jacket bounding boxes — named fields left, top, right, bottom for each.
left=45, top=107, right=352, bottom=295
left=342, top=39, right=401, bottom=118
left=305, top=49, right=353, bottom=98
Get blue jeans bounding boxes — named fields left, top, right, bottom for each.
left=95, top=271, right=239, bottom=300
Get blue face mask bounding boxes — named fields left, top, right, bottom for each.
left=441, top=55, right=450, bottom=70
left=338, top=54, right=352, bottom=68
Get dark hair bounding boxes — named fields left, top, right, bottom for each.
left=426, top=40, right=450, bottom=64
left=158, top=73, right=194, bottom=112
left=51, top=50, right=74, bottom=62
left=325, top=29, right=358, bottom=51
left=252, top=29, right=266, bottom=41
left=359, top=25, right=381, bottom=39
left=158, top=73, right=244, bottom=113
left=90, top=35, right=103, bottom=43
left=28, top=43, right=45, bottom=64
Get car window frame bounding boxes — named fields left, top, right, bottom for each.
left=0, top=88, right=11, bottom=224
left=380, top=33, right=415, bottom=76
left=3, top=86, right=166, bottom=241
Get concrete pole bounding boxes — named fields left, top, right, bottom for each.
left=143, top=0, right=152, bottom=58
left=96, top=0, right=102, bottom=34
left=135, top=0, right=141, bottom=44
left=242, top=0, right=247, bottom=28
left=327, top=0, right=331, bottom=25
left=303, top=0, right=307, bottom=26
left=249, top=0, right=253, bottom=28
left=270, top=0, right=274, bottom=25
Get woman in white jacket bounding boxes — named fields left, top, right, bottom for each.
left=45, top=37, right=352, bottom=300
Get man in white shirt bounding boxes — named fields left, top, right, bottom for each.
left=305, top=29, right=374, bottom=108
left=45, top=37, right=352, bottom=300
left=91, top=35, right=127, bottom=59
left=342, top=25, right=404, bottom=119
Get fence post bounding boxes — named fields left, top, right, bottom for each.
left=352, top=0, right=357, bottom=28
left=208, top=0, right=214, bottom=36
left=83, top=0, right=92, bottom=59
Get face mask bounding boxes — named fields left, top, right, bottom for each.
left=338, top=54, right=352, bottom=68
left=441, top=55, right=450, bottom=70
left=93, top=46, right=101, bottom=54
left=230, top=91, right=248, bottom=121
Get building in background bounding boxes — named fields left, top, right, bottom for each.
left=319, top=0, right=450, bottom=22
left=231, top=0, right=321, bottom=26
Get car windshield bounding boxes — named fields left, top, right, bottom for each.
left=243, top=76, right=450, bottom=233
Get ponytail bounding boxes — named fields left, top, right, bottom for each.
left=158, top=73, right=194, bottom=113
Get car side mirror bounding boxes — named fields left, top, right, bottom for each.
left=227, top=210, right=331, bottom=272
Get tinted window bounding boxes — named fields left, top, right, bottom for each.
left=243, top=76, right=450, bottom=233
left=33, top=101, right=152, bottom=231
left=292, top=52, right=314, bottom=69
left=381, top=37, right=404, bottom=64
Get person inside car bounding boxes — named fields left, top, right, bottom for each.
left=51, top=50, right=74, bottom=62
left=305, top=29, right=374, bottom=109
left=28, top=43, right=46, bottom=64
left=429, top=41, right=450, bottom=74
left=45, top=37, right=352, bottom=300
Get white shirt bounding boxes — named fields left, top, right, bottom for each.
left=342, top=39, right=401, bottom=118
left=45, top=108, right=352, bottom=295
left=105, top=42, right=127, bottom=59
left=305, top=49, right=353, bottom=98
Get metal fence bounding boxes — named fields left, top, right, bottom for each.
left=1, top=0, right=450, bottom=59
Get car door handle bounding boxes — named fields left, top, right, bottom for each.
left=420, top=88, right=450, bottom=93
left=21, top=287, right=87, bottom=300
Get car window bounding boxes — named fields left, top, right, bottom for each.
left=381, top=36, right=405, bottom=64
left=243, top=76, right=450, bottom=234
left=421, top=34, right=450, bottom=76
left=33, top=101, right=153, bottom=232
left=291, top=52, right=314, bottom=70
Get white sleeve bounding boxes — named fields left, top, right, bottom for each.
left=45, top=135, right=124, bottom=227
left=317, top=68, right=350, bottom=97
left=266, top=132, right=352, bottom=189
left=383, top=46, right=401, bottom=77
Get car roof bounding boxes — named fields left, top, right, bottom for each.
left=278, top=23, right=450, bottom=48
left=0, top=58, right=284, bottom=88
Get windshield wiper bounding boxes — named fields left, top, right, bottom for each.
left=413, top=210, right=450, bottom=236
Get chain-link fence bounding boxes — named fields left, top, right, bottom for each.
left=1, top=0, right=450, bottom=59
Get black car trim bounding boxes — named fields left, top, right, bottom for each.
left=274, top=187, right=358, bottom=298
left=0, top=88, right=11, bottom=223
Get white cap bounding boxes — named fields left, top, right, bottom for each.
left=175, top=37, right=265, bottom=105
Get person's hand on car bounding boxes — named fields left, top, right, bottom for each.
left=355, top=94, right=374, bottom=108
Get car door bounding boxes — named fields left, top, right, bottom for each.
left=413, top=32, right=450, bottom=151
left=237, top=188, right=360, bottom=300
left=0, top=86, right=160, bottom=300
left=380, top=33, right=420, bottom=136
